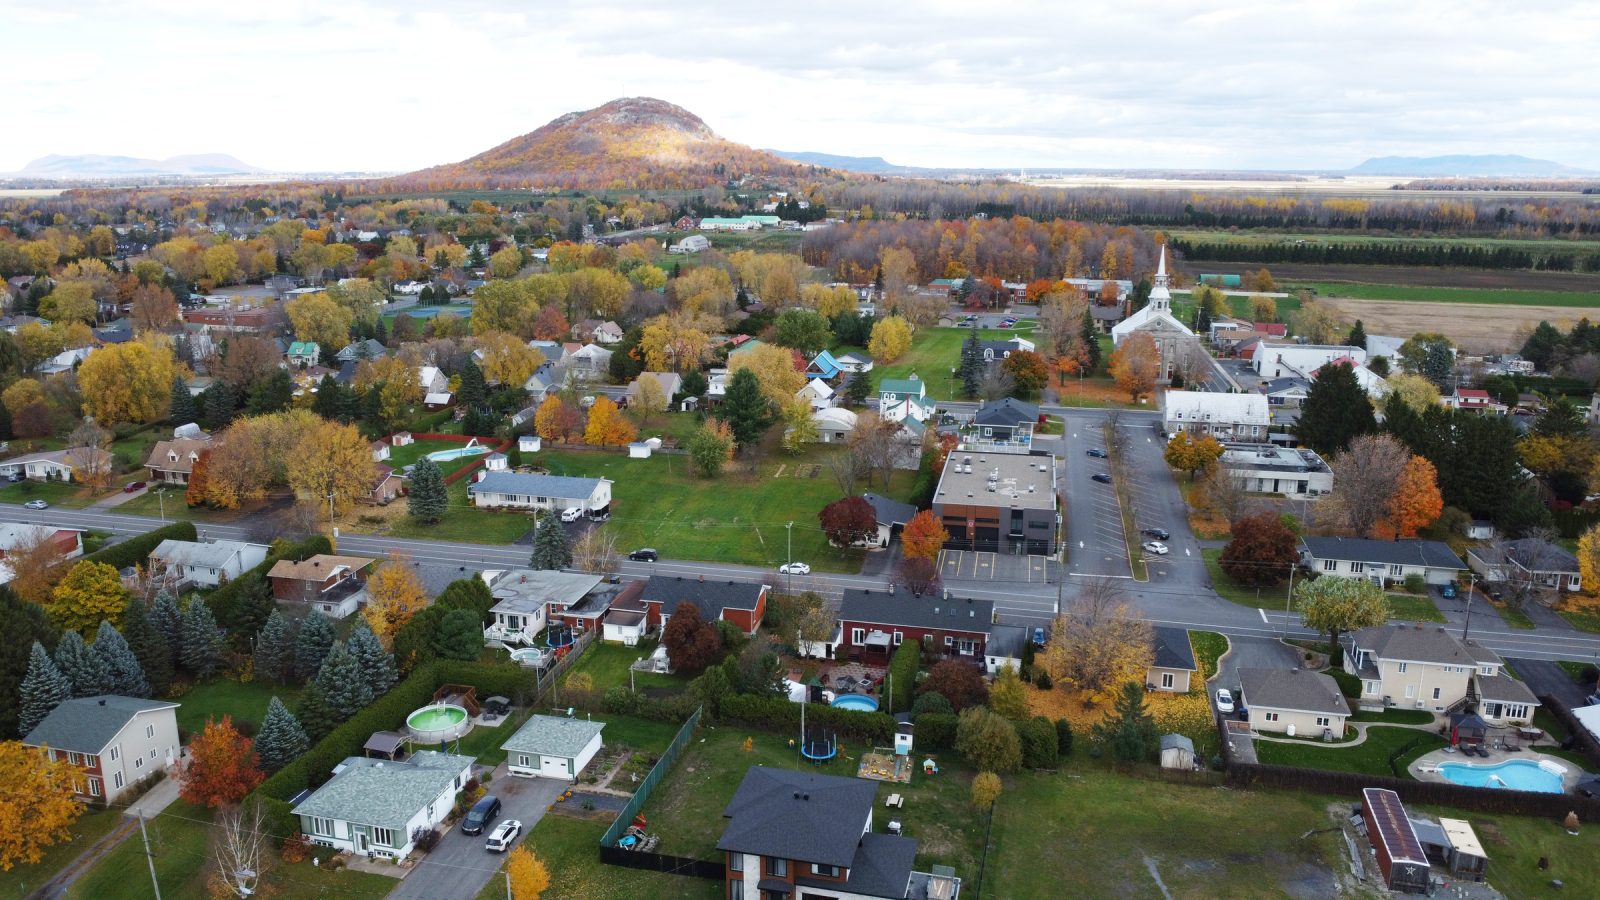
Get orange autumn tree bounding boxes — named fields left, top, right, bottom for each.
left=185, top=450, right=210, bottom=507
left=1383, top=455, right=1443, bottom=538
left=901, top=510, right=950, bottom=562
left=0, top=741, right=82, bottom=871
left=1108, top=332, right=1159, bottom=402
left=180, top=716, right=264, bottom=808
left=584, top=396, right=637, bottom=447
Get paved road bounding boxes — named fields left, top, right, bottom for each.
left=390, top=768, right=567, bottom=900
left=1506, top=658, right=1590, bottom=709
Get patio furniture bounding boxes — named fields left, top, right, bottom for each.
left=885, top=793, right=904, bottom=809
left=887, top=819, right=902, bottom=835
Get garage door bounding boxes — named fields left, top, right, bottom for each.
left=539, top=755, right=569, bottom=778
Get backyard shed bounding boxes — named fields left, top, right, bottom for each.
left=519, top=434, right=541, bottom=453
left=1159, top=733, right=1196, bottom=770
left=1439, top=817, right=1488, bottom=882
left=895, top=714, right=915, bottom=756
left=501, top=715, right=605, bottom=780
left=1361, top=788, right=1430, bottom=894
left=628, top=441, right=652, bottom=458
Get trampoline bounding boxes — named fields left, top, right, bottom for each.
left=799, top=727, right=838, bottom=762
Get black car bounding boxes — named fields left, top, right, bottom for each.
left=1091, top=473, right=1112, bottom=484
left=461, top=795, right=501, bottom=835
left=1086, top=448, right=1108, bottom=458
left=1141, top=527, right=1170, bottom=540
left=627, top=548, right=659, bottom=562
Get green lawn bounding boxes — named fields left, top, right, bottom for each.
left=866, top=326, right=1034, bottom=402
left=376, top=477, right=536, bottom=544
left=1493, top=601, right=1537, bottom=629
left=1300, top=280, right=1600, bottom=307
left=1349, top=708, right=1435, bottom=725
left=0, top=806, right=124, bottom=900
left=560, top=639, right=686, bottom=694
left=1189, top=631, right=1228, bottom=682
left=1384, top=592, right=1447, bottom=623
left=67, top=800, right=395, bottom=900
left=113, top=484, right=196, bottom=521
left=1558, top=604, right=1600, bottom=633
left=170, top=679, right=301, bottom=737
left=1201, top=548, right=1294, bottom=609
left=0, top=479, right=95, bottom=508
left=1254, top=725, right=1445, bottom=776
left=472, top=816, right=720, bottom=900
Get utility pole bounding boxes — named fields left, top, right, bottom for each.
left=158, top=488, right=165, bottom=523
left=786, top=521, right=794, bottom=592
left=137, top=810, right=163, bottom=900
left=1281, top=563, right=1297, bottom=639
left=1462, top=574, right=1477, bottom=641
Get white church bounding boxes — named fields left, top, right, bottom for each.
left=1111, top=245, right=1198, bottom=384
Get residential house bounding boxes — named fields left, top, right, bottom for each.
left=931, top=451, right=1058, bottom=555
left=1445, top=389, right=1506, bottom=415
left=878, top=375, right=935, bottom=424
left=568, top=343, right=613, bottom=377
left=466, top=472, right=612, bottom=516
left=182, top=306, right=275, bottom=333
left=1162, top=390, right=1271, bottom=441
left=522, top=362, right=565, bottom=403
left=718, top=766, right=960, bottom=900
left=501, top=716, right=605, bottom=780
left=1300, top=537, right=1465, bottom=587
left=528, top=340, right=568, bottom=366
left=1467, top=538, right=1581, bottom=595
left=0, top=446, right=113, bottom=483
left=806, top=350, right=843, bottom=380
left=837, top=589, right=994, bottom=664
left=984, top=623, right=1028, bottom=676
left=1344, top=624, right=1538, bottom=724
left=836, top=351, right=874, bottom=374
left=423, top=390, right=453, bottom=409
left=1089, top=303, right=1126, bottom=334
left=797, top=378, right=835, bottom=412
left=336, top=339, right=388, bottom=362
left=640, top=575, right=768, bottom=634
left=860, top=492, right=917, bottom=549
left=370, top=440, right=391, bottom=462
left=37, top=346, right=94, bottom=374
left=0, top=523, right=85, bottom=560
left=1238, top=667, right=1351, bottom=737
left=601, top=581, right=649, bottom=646
left=143, top=438, right=211, bottom=485
left=286, top=341, right=319, bottom=367
left=1314, top=357, right=1390, bottom=400
left=1146, top=626, right=1197, bottom=693
left=1252, top=342, right=1368, bottom=379
left=293, top=751, right=474, bottom=860
left=1258, top=376, right=1310, bottom=408
left=1110, top=247, right=1198, bottom=383
left=148, top=539, right=269, bottom=588
left=976, top=336, right=1035, bottom=364
left=592, top=321, right=624, bottom=344
left=267, top=554, right=375, bottom=618
left=23, top=696, right=181, bottom=804
left=367, top=465, right=404, bottom=505
left=811, top=407, right=858, bottom=444
left=964, top=397, right=1039, bottom=451
left=626, top=372, right=683, bottom=409
left=481, top=570, right=605, bottom=646
left=1218, top=443, right=1333, bottom=495
left=417, top=366, right=447, bottom=395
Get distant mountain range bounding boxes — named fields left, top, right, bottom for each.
left=10, top=153, right=265, bottom=178
left=765, top=151, right=927, bottom=174
left=1347, top=154, right=1593, bottom=177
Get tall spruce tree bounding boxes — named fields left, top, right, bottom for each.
left=253, top=610, right=297, bottom=684
left=312, top=373, right=346, bottom=421
left=150, top=590, right=183, bottom=671
left=120, top=598, right=172, bottom=697
left=1080, top=308, right=1102, bottom=373
left=0, top=590, right=56, bottom=739
left=345, top=620, right=398, bottom=697
left=295, top=683, right=338, bottom=743
left=1346, top=320, right=1367, bottom=349
left=203, top=381, right=238, bottom=431
left=1422, top=341, right=1455, bottom=389
left=255, top=696, right=310, bottom=772
left=720, top=369, right=769, bottom=449
left=294, top=612, right=337, bottom=682
left=54, top=631, right=109, bottom=698
left=1295, top=362, right=1376, bottom=455
left=18, top=642, right=70, bottom=736
left=169, top=374, right=198, bottom=425
left=93, top=621, right=149, bottom=697
left=314, top=641, right=372, bottom=722
left=180, top=599, right=224, bottom=679
left=407, top=457, right=447, bottom=523
left=959, top=330, right=983, bottom=399
left=246, top=368, right=295, bottom=414
left=459, top=359, right=487, bottom=408
left=530, top=510, right=573, bottom=570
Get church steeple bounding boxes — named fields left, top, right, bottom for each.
left=1149, top=244, right=1171, bottom=312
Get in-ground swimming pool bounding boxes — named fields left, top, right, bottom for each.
left=406, top=703, right=472, bottom=743
left=830, top=694, right=880, bottom=712
left=425, top=438, right=491, bottom=463
left=1437, top=758, right=1565, bottom=793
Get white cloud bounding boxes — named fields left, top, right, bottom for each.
left=5, top=0, right=1599, bottom=173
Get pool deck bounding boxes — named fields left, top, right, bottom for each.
left=1410, top=747, right=1585, bottom=792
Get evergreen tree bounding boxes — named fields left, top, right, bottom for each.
left=1093, top=682, right=1160, bottom=763
left=459, top=359, right=487, bottom=407
left=959, top=329, right=983, bottom=399
left=180, top=599, right=224, bottom=679
left=120, top=598, right=172, bottom=696
left=1080, top=308, right=1102, bottom=373
left=218, top=575, right=275, bottom=646
left=150, top=590, right=183, bottom=670
left=1195, top=305, right=1212, bottom=335
left=373, top=317, right=388, bottom=346
left=203, top=381, right=238, bottom=431
left=255, top=696, right=310, bottom=772
left=680, top=369, right=708, bottom=399
left=721, top=369, right=770, bottom=449
left=1519, top=320, right=1564, bottom=371
left=0, top=589, right=56, bottom=739
left=431, top=609, right=485, bottom=662
left=345, top=620, right=398, bottom=697
left=246, top=368, right=295, bottom=414
left=845, top=371, right=872, bottom=407
left=407, top=457, right=447, bottom=523
left=93, top=621, right=149, bottom=697
left=169, top=374, right=198, bottom=425
left=314, top=641, right=372, bottom=722
left=18, top=642, right=70, bottom=736
left=295, top=682, right=339, bottom=743
left=312, top=374, right=345, bottom=421
left=253, top=610, right=297, bottom=684
left=1533, top=397, right=1589, bottom=439
left=1296, top=362, right=1376, bottom=455
left=294, top=612, right=337, bottom=682
left=1422, top=341, right=1455, bottom=389
left=1346, top=320, right=1367, bottom=349
left=53, top=631, right=108, bottom=698
left=736, top=286, right=750, bottom=310
left=530, top=510, right=573, bottom=570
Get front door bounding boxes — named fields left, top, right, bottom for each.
left=354, top=831, right=369, bottom=853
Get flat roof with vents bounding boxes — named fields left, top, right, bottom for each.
left=934, top=453, right=1056, bottom=512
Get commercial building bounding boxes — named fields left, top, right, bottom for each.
left=931, top=452, right=1058, bottom=555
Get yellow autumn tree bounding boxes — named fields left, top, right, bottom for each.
left=0, top=741, right=83, bottom=871
left=1108, top=332, right=1159, bottom=402
left=867, top=316, right=913, bottom=363
left=728, top=343, right=806, bottom=408
left=584, top=396, right=636, bottom=447
left=76, top=339, right=179, bottom=425
left=286, top=291, right=354, bottom=352
left=285, top=419, right=374, bottom=517
left=506, top=845, right=552, bottom=900
left=362, top=552, right=430, bottom=646
left=1577, top=525, right=1600, bottom=597
left=48, top=560, right=128, bottom=635
left=475, top=331, right=543, bottom=388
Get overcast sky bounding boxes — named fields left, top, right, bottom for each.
left=8, top=1, right=1599, bottom=174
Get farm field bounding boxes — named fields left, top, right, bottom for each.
left=1176, top=260, right=1600, bottom=293
left=1319, top=297, right=1592, bottom=353
left=1170, top=229, right=1600, bottom=253
left=1305, top=281, right=1600, bottom=307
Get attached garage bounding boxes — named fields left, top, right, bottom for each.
left=501, top=714, right=605, bottom=780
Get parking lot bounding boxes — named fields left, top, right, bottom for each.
left=1059, top=422, right=1133, bottom=579
left=938, top=549, right=1053, bottom=583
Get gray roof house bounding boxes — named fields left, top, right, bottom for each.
left=1343, top=624, right=1537, bottom=724
left=483, top=570, right=605, bottom=646
left=1147, top=626, right=1197, bottom=693
left=293, top=751, right=474, bottom=860
left=1467, top=538, right=1582, bottom=594
left=1301, top=536, right=1466, bottom=587
left=501, top=715, right=605, bottom=780
left=23, top=696, right=181, bottom=803
left=718, top=766, right=959, bottom=900
left=148, top=539, right=270, bottom=588
left=467, top=472, right=612, bottom=514
left=1238, top=667, right=1351, bottom=736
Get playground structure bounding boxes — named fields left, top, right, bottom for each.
left=798, top=727, right=839, bottom=763
left=857, top=749, right=914, bottom=784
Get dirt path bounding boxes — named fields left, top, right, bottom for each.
left=29, top=817, right=137, bottom=900
left=1321, top=297, right=1589, bottom=352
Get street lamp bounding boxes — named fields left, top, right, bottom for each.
left=785, top=521, right=794, bottom=591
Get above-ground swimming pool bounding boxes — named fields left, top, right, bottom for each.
left=426, top=438, right=491, bottom=463
left=1438, top=758, right=1565, bottom=793
left=831, top=694, right=879, bottom=712
left=406, top=702, right=473, bottom=743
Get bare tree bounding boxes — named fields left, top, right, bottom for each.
left=978, top=368, right=1016, bottom=402
left=1327, top=434, right=1410, bottom=537
left=1040, top=577, right=1154, bottom=703
left=210, top=801, right=271, bottom=898
left=1203, top=469, right=1257, bottom=525
left=795, top=596, right=840, bottom=655
left=846, top=414, right=902, bottom=491
left=67, top=418, right=115, bottom=491
left=573, top=528, right=620, bottom=576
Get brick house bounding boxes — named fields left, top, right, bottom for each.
left=267, top=554, right=375, bottom=618
left=0, top=523, right=85, bottom=560
left=640, top=576, right=768, bottom=635
left=836, top=589, right=993, bottom=665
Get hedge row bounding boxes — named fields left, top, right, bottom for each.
left=85, top=522, right=197, bottom=570
left=718, top=693, right=895, bottom=743
left=888, top=641, right=918, bottom=714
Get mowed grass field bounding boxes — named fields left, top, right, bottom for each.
left=861, top=325, right=1041, bottom=402
left=1306, top=280, right=1600, bottom=307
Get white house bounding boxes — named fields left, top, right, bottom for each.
left=501, top=715, right=605, bottom=780
left=878, top=375, right=934, bottom=424
left=23, top=696, right=181, bottom=804
left=1253, top=342, right=1368, bottom=379
left=148, top=539, right=270, bottom=588
left=467, top=472, right=612, bottom=515
left=569, top=343, right=613, bottom=376
left=836, top=351, right=874, bottom=373
left=417, top=365, right=447, bottom=395
left=707, top=368, right=730, bottom=401
left=1218, top=443, right=1333, bottom=495
left=1162, top=390, right=1271, bottom=441
left=483, top=569, right=605, bottom=646
left=0, top=446, right=114, bottom=483
left=592, top=321, right=625, bottom=344
left=1301, top=536, right=1465, bottom=587
left=293, top=751, right=475, bottom=860
left=797, top=378, right=835, bottom=412
left=1239, top=668, right=1350, bottom=737
left=811, top=407, right=858, bottom=443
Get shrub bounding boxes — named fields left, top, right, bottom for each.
left=888, top=641, right=919, bottom=712
left=1017, top=717, right=1059, bottom=768
left=1328, top=668, right=1361, bottom=698
left=1055, top=718, right=1074, bottom=757
left=914, top=712, right=958, bottom=750
left=1034, top=671, right=1052, bottom=690
left=604, top=686, right=643, bottom=715
left=910, top=692, right=953, bottom=718
left=717, top=693, right=894, bottom=742
left=85, top=522, right=198, bottom=569
left=1404, top=573, right=1426, bottom=594
left=955, top=707, right=1022, bottom=773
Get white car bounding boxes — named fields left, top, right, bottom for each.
left=485, top=819, right=523, bottom=852
left=1142, top=541, right=1169, bottom=555
left=560, top=507, right=583, bottom=523
left=778, top=562, right=811, bottom=575
left=579, top=395, right=597, bottom=409
left=1215, top=689, right=1235, bottom=714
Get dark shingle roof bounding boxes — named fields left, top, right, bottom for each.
left=23, top=696, right=178, bottom=753
left=718, top=766, right=879, bottom=867
left=861, top=492, right=916, bottom=528
left=986, top=624, right=1027, bottom=660
left=1300, top=536, right=1464, bottom=571
left=1504, top=538, right=1580, bottom=575
left=806, top=832, right=918, bottom=898
left=1238, top=668, right=1350, bottom=717
left=972, top=397, right=1040, bottom=427
left=643, top=576, right=767, bottom=620
left=839, top=589, right=992, bottom=634
left=1151, top=626, right=1196, bottom=671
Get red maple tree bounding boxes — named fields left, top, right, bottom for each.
left=179, top=716, right=264, bottom=808
left=819, top=496, right=878, bottom=547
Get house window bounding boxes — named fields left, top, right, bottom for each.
left=1316, top=717, right=1331, bottom=727
left=135, top=757, right=144, bottom=770
left=87, top=777, right=101, bottom=797
left=1321, top=560, right=1337, bottom=572
left=149, top=749, right=156, bottom=759
left=1364, top=680, right=1381, bottom=695
left=518, top=754, right=530, bottom=767
left=1432, top=687, right=1441, bottom=700
left=113, top=771, right=124, bottom=790
left=67, top=752, right=81, bottom=766
left=311, top=817, right=334, bottom=837
left=372, top=826, right=395, bottom=848
left=1389, top=565, right=1403, bottom=577
left=730, top=853, right=744, bottom=872
left=1264, top=712, right=1279, bottom=722
left=851, top=628, right=865, bottom=645
left=811, top=863, right=840, bottom=877
left=427, top=802, right=435, bottom=820
left=1405, top=685, right=1416, bottom=699
left=1161, top=672, right=1174, bottom=689
left=146, top=725, right=155, bottom=739
left=1479, top=666, right=1495, bottom=676
left=1397, top=662, right=1408, bottom=674
left=1349, top=562, right=1364, bottom=573
left=1505, top=704, right=1528, bottom=719
left=944, top=636, right=954, bottom=647
left=110, top=746, right=119, bottom=762
left=765, top=857, right=787, bottom=877
left=730, top=882, right=745, bottom=900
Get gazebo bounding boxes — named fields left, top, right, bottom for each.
left=363, top=730, right=407, bottom=760
left=1450, top=712, right=1488, bottom=749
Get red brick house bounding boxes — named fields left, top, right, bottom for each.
left=640, top=575, right=768, bottom=635
left=837, top=589, right=994, bottom=664
left=267, top=554, right=374, bottom=619
left=0, top=523, right=85, bottom=560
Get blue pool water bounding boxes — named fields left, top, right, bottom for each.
left=426, top=443, right=491, bottom=462
left=830, top=694, right=880, bottom=712
left=1437, top=759, right=1565, bottom=793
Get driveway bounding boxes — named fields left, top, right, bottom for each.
left=389, top=768, right=568, bottom=900
left=1213, top=636, right=1304, bottom=694
left=1505, top=658, right=1588, bottom=710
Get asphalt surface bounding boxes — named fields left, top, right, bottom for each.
left=389, top=769, right=567, bottom=900
left=1505, top=658, right=1590, bottom=710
